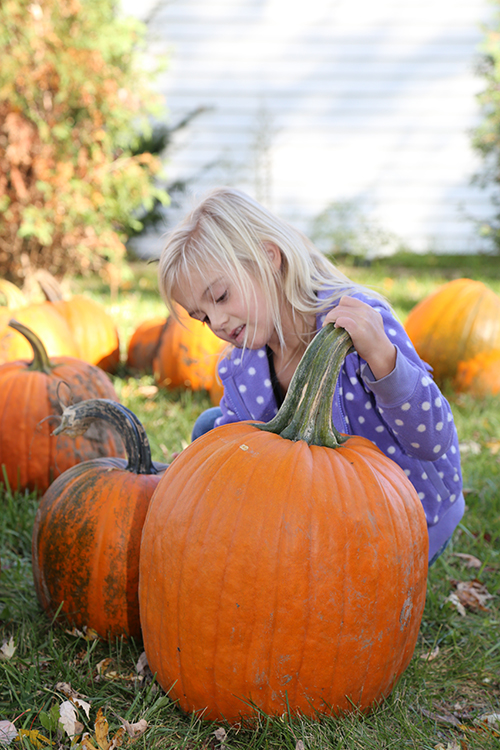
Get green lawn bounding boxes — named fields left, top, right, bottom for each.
left=1, top=252, right=499, bottom=749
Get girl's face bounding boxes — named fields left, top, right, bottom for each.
left=173, top=246, right=281, bottom=350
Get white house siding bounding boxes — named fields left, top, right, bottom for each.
left=121, top=0, right=496, bottom=258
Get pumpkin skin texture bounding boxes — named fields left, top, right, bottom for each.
left=404, top=278, right=500, bottom=383
left=0, top=302, right=79, bottom=364
left=454, top=349, right=500, bottom=397
left=126, top=316, right=167, bottom=373
left=139, top=327, right=428, bottom=722
left=32, top=399, right=165, bottom=640
left=0, top=321, right=124, bottom=493
left=52, top=295, right=120, bottom=373
left=153, top=306, right=225, bottom=391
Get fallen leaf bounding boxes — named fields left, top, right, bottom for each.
left=459, top=440, right=481, bottom=455
left=296, top=742, right=306, bottom=750
left=446, top=592, right=467, bottom=616
left=475, top=712, right=500, bottom=728
left=420, top=646, right=440, bottom=661
left=214, top=727, right=227, bottom=747
left=450, top=579, right=494, bottom=612
left=17, top=729, right=53, bottom=747
left=453, top=553, right=482, bottom=569
left=434, top=741, right=461, bottom=750
left=0, top=720, right=17, bottom=745
left=486, top=439, right=500, bottom=455
left=59, top=701, right=83, bottom=739
left=120, top=718, right=148, bottom=739
left=55, top=683, right=91, bottom=717
left=0, top=637, right=16, bottom=660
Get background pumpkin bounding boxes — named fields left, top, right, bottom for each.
left=139, top=326, right=428, bottom=722
left=454, top=349, right=500, bottom=398
left=153, top=305, right=225, bottom=392
left=32, top=398, right=167, bottom=640
left=126, top=316, right=167, bottom=374
left=404, top=277, right=500, bottom=383
left=0, top=320, right=124, bottom=493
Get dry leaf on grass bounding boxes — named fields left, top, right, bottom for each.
left=0, top=720, right=17, bottom=745
left=0, top=637, right=16, bottom=660
left=450, top=579, right=494, bottom=612
left=452, top=553, right=482, bottom=569
left=420, top=646, right=440, bottom=662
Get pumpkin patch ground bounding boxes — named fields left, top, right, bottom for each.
left=1, top=255, right=500, bottom=749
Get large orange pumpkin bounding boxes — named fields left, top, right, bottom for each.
left=153, top=305, right=225, bottom=391
left=51, top=295, right=120, bottom=373
left=454, top=349, right=500, bottom=398
left=32, top=398, right=166, bottom=640
left=0, top=320, right=124, bottom=493
left=139, top=326, right=428, bottom=722
left=0, top=302, right=79, bottom=364
left=404, top=278, right=500, bottom=383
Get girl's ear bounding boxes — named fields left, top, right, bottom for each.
left=263, top=241, right=282, bottom=271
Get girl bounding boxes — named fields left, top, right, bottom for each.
left=158, top=187, right=464, bottom=565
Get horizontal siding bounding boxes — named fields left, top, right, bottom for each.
left=121, top=0, right=496, bottom=257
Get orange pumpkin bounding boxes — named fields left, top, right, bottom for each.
left=32, top=398, right=165, bottom=639
left=0, top=320, right=124, bottom=493
left=126, top=316, right=166, bottom=373
left=404, top=278, right=500, bottom=383
left=454, top=349, right=500, bottom=398
left=51, top=295, right=120, bottom=373
left=139, top=326, right=428, bottom=722
left=153, top=305, right=225, bottom=391
left=0, top=302, right=79, bottom=364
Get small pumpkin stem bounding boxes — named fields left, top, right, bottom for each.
left=8, top=319, right=53, bottom=373
left=53, top=398, right=159, bottom=475
left=256, top=325, right=354, bottom=447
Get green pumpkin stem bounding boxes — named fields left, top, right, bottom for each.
left=53, top=398, right=159, bottom=475
left=255, top=325, right=354, bottom=447
left=8, top=319, right=53, bottom=374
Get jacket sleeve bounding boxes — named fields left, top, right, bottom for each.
left=357, top=302, right=457, bottom=461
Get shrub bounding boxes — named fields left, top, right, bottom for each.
left=0, top=0, right=169, bottom=282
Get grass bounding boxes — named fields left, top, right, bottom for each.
left=1, top=252, right=500, bottom=749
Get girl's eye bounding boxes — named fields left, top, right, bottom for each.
left=216, top=291, right=227, bottom=304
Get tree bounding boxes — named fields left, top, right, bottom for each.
left=0, top=0, right=169, bottom=282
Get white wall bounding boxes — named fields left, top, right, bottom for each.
left=122, top=0, right=496, bottom=258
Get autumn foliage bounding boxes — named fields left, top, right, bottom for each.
left=0, top=0, right=169, bottom=282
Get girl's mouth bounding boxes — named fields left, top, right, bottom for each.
left=230, top=324, right=245, bottom=344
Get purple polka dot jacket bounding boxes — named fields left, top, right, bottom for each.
left=214, top=290, right=464, bottom=562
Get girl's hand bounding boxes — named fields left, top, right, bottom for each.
left=323, top=296, right=397, bottom=379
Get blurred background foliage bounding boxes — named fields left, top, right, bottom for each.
left=0, top=0, right=169, bottom=284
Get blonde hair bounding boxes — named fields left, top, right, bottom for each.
left=158, top=187, right=379, bottom=349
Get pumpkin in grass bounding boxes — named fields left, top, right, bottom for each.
left=32, top=398, right=166, bottom=640
left=139, top=326, right=428, bottom=723
left=404, top=278, right=500, bottom=383
left=126, top=316, right=167, bottom=373
left=51, top=295, right=120, bottom=373
left=0, top=302, right=79, bottom=365
left=153, top=305, right=225, bottom=391
left=0, top=320, right=125, bottom=494
left=454, top=349, right=500, bottom=397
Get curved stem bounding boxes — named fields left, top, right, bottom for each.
left=53, top=398, right=158, bottom=475
left=255, top=325, right=354, bottom=448
left=8, top=319, right=53, bottom=373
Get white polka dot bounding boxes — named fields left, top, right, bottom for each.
left=421, top=401, right=431, bottom=411
left=345, top=415, right=350, bottom=423
left=418, top=492, right=425, bottom=500
left=238, top=384, right=247, bottom=393
left=358, top=416, right=365, bottom=424
left=450, top=445, right=456, bottom=454
left=339, top=387, right=343, bottom=395
left=411, top=442, right=420, bottom=449
left=437, top=494, right=442, bottom=502
left=219, top=366, right=227, bottom=374
left=433, top=515, right=439, bottom=524
left=421, top=472, right=428, bottom=480
left=433, top=444, right=442, bottom=453
left=273, top=407, right=278, bottom=414
left=450, top=494, right=456, bottom=503
left=346, top=392, right=354, bottom=401
left=256, top=396, right=264, bottom=404
left=264, top=379, right=271, bottom=388
left=388, top=328, right=397, bottom=336
left=406, top=340, right=413, bottom=348
left=436, top=422, right=443, bottom=431
left=395, top=419, right=404, bottom=426
left=227, top=409, right=235, bottom=415
left=417, top=424, right=426, bottom=432
left=453, top=474, right=459, bottom=482
left=376, top=425, right=384, bottom=432
left=438, top=472, right=444, bottom=479
left=421, top=376, right=431, bottom=386
left=364, top=401, right=372, bottom=410
left=447, top=412, right=453, bottom=421
left=248, top=367, right=256, bottom=375
left=388, top=446, right=396, bottom=454
left=350, top=377, right=357, bottom=385
left=434, top=397, right=442, bottom=407
left=234, top=358, right=241, bottom=365
left=401, top=402, right=411, bottom=411
left=378, top=407, right=384, bottom=413
left=404, top=469, right=411, bottom=476
left=258, top=350, right=265, bottom=358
